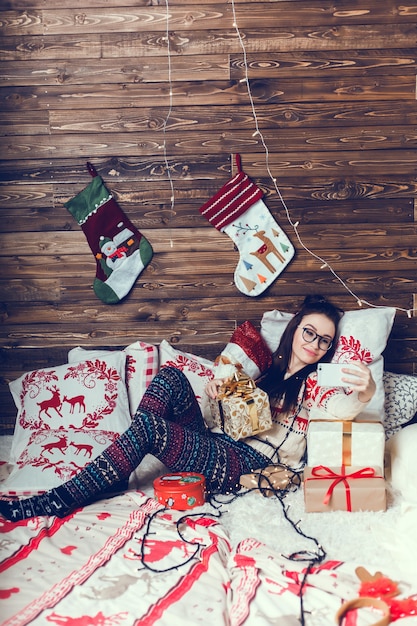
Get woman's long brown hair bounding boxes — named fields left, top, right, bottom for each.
left=258, top=294, right=343, bottom=413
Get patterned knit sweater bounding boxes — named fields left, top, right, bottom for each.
left=244, top=370, right=367, bottom=470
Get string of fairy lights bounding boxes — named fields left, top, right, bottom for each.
left=161, top=0, right=175, bottom=248
left=157, top=5, right=409, bottom=621
left=161, top=0, right=415, bottom=317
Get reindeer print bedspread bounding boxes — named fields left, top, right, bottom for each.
left=0, top=490, right=385, bottom=626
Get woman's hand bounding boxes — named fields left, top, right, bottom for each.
left=341, top=362, right=376, bottom=404
left=205, top=378, right=228, bottom=400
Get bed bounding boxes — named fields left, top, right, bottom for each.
left=1, top=307, right=417, bottom=626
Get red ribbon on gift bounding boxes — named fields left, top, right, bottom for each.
left=310, top=465, right=378, bottom=512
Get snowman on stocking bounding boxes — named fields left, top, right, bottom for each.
left=65, top=163, right=153, bottom=304
left=199, top=154, right=294, bottom=296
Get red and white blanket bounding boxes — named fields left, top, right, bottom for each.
left=2, top=489, right=410, bottom=626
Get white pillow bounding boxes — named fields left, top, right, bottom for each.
left=3, top=352, right=131, bottom=494
left=2, top=429, right=123, bottom=495
left=260, top=306, right=396, bottom=420
left=159, top=340, right=214, bottom=424
left=68, top=340, right=159, bottom=416
left=387, top=423, right=417, bottom=503
left=259, top=310, right=294, bottom=354
left=383, top=371, right=417, bottom=439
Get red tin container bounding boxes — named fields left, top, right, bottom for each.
left=153, top=472, right=206, bottom=510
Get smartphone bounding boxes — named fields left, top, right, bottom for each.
left=317, top=363, right=361, bottom=387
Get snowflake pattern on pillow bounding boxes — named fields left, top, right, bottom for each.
left=383, top=371, right=417, bottom=439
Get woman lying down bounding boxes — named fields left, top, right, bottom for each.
left=0, top=294, right=375, bottom=521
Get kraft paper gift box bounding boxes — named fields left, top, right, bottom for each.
left=208, top=373, right=272, bottom=441
left=304, top=465, right=386, bottom=512
left=307, top=419, right=385, bottom=473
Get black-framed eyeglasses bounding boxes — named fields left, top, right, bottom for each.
left=299, top=326, right=333, bottom=351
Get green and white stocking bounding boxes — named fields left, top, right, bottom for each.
left=65, top=163, right=153, bottom=304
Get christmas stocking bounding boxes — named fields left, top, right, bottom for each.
left=199, top=155, right=294, bottom=296
left=65, top=163, right=153, bottom=304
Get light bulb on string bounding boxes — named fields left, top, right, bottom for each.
left=229, top=0, right=416, bottom=317
left=162, top=0, right=175, bottom=248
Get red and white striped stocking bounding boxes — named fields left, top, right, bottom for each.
left=199, top=155, right=294, bottom=296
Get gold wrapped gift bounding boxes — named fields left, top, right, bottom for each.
left=240, top=465, right=301, bottom=497
left=208, top=372, right=272, bottom=440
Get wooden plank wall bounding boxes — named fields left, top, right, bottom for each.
left=1, top=0, right=417, bottom=434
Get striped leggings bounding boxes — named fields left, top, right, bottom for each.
left=67, top=365, right=270, bottom=501
left=0, top=367, right=272, bottom=521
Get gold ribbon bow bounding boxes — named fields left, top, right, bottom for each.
left=217, top=371, right=256, bottom=400
left=217, top=371, right=261, bottom=435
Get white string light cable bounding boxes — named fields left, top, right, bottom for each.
left=230, top=0, right=415, bottom=318
left=161, top=0, right=175, bottom=247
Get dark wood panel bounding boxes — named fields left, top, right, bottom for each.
left=238, top=150, right=417, bottom=177
left=1, top=179, right=416, bottom=217
left=0, top=279, right=61, bottom=303
left=2, top=269, right=416, bottom=304
left=1, top=1, right=416, bottom=434
left=2, top=289, right=416, bottom=327
left=1, top=250, right=416, bottom=286
left=0, top=35, right=102, bottom=61
left=59, top=175, right=417, bottom=202
left=1, top=3, right=412, bottom=38
left=0, top=154, right=414, bottom=212
left=48, top=129, right=417, bottom=155
left=102, top=26, right=417, bottom=57
left=278, top=199, right=415, bottom=224
left=204, top=2, right=417, bottom=28
left=1, top=313, right=415, bottom=358
left=0, top=111, right=50, bottom=136
left=230, top=49, right=417, bottom=78
left=258, top=177, right=417, bottom=200
left=0, top=184, right=55, bottom=207
left=1, top=318, right=414, bottom=352
left=3, top=127, right=417, bottom=161
left=0, top=319, right=238, bottom=349
left=1, top=319, right=416, bottom=369
left=3, top=7, right=232, bottom=37
left=0, top=225, right=416, bottom=255
left=1, top=198, right=413, bottom=232
left=3, top=50, right=417, bottom=91
left=0, top=55, right=230, bottom=87
left=2, top=24, right=417, bottom=64
left=1, top=295, right=416, bottom=367
left=3, top=0, right=220, bottom=9
left=0, top=155, right=232, bottom=183
left=45, top=102, right=417, bottom=133
left=1, top=77, right=414, bottom=114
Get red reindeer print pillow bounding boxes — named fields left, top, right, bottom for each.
left=2, top=352, right=131, bottom=494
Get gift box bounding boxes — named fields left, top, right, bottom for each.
left=208, top=372, right=272, bottom=440
left=307, top=419, right=385, bottom=473
left=240, top=464, right=301, bottom=496
left=304, top=465, right=386, bottom=512
left=154, top=472, right=206, bottom=510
